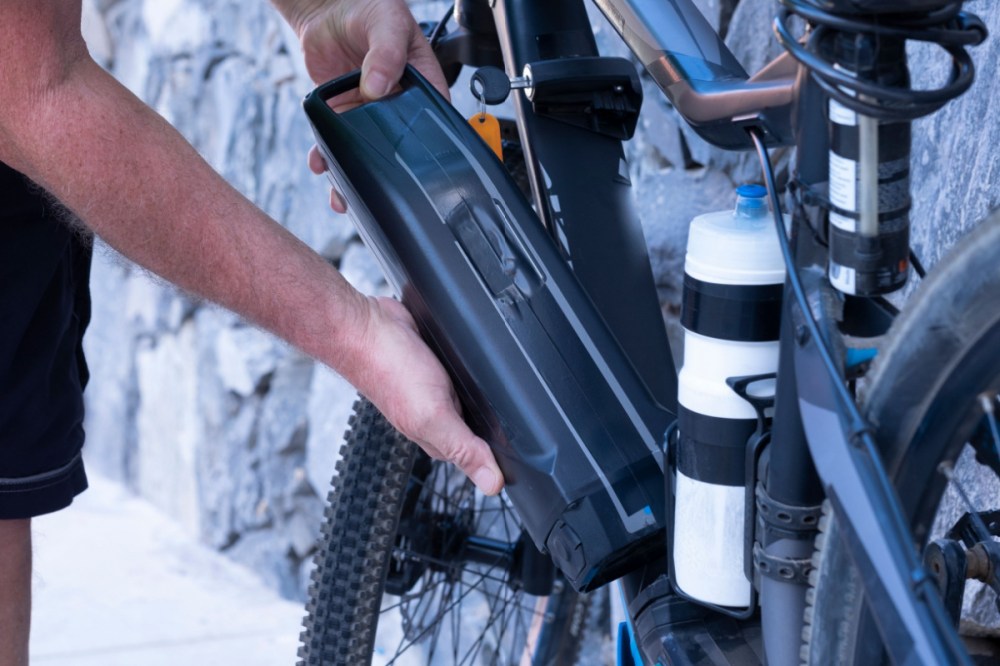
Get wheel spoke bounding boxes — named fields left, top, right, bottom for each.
left=301, top=400, right=590, bottom=666
left=385, top=561, right=503, bottom=656
left=378, top=459, right=552, bottom=665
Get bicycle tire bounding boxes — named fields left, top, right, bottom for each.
left=298, top=397, right=599, bottom=666
left=802, top=211, right=1000, bottom=664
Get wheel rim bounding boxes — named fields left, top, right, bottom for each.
left=856, top=325, right=1000, bottom=662
left=372, top=453, right=569, bottom=665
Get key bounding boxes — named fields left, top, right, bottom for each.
left=470, top=66, right=512, bottom=105
left=468, top=66, right=532, bottom=161
left=469, top=66, right=532, bottom=106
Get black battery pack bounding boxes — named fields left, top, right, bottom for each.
left=304, top=66, right=672, bottom=591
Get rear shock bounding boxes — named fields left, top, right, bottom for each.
left=777, top=0, right=985, bottom=297
left=824, top=32, right=911, bottom=296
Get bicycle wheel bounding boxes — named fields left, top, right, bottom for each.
left=298, top=397, right=601, bottom=666
left=802, top=212, right=1000, bottom=664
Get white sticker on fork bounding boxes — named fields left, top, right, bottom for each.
left=829, top=260, right=857, bottom=295
left=829, top=98, right=857, bottom=126
left=829, top=152, right=858, bottom=213
left=830, top=210, right=857, bottom=232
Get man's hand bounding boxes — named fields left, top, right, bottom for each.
left=278, top=0, right=448, bottom=99
left=276, top=0, right=449, bottom=211
left=347, top=297, right=503, bottom=496
left=271, top=0, right=503, bottom=495
left=0, top=0, right=502, bottom=496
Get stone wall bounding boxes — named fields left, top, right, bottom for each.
left=80, top=0, right=1000, bottom=603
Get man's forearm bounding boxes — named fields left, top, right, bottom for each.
left=0, top=54, right=369, bottom=378
left=0, top=0, right=504, bottom=494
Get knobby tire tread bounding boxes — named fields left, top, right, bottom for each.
left=298, top=397, right=593, bottom=665
left=298, top=398, right=417, bottom=666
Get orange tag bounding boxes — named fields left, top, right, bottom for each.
left=468, top=112, right=503, bottom=162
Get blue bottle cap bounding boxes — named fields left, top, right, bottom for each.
left=735, top=184, right=767, bottom=217
left=736, top=184, right=767, bottom=200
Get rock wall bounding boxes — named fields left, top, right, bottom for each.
left=80, top=0, right=999, bottom=603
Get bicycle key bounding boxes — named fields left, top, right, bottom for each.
left=470, top=66, right=512, bottom=105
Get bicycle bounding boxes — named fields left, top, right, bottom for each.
left=295, top=0, right=996, bottom=664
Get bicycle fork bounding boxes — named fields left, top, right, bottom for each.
left=759, top=5, right=985, bottom=664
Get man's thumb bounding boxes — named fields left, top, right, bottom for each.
left=359, top=20, right=408, bottom=100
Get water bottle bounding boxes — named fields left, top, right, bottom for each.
left=672, top=184, right=786, bottom=607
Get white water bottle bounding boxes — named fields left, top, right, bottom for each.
left=673, top=185, right=786, bottom=607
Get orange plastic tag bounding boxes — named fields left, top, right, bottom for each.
left=468, top=112, right=503, bottom=162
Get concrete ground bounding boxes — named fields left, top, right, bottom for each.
left=29, top=472, right=304, bottom=665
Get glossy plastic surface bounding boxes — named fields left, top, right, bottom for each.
left=303, top=67, right=673, bottom=591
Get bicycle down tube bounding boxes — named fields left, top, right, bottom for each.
left=488, top=0, right=678, bottom=415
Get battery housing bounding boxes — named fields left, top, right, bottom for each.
left=303, top=67, right=673, bottom=591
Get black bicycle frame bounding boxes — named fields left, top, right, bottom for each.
left=487, top=0, right=975, bottom=663
left=489, top=0, right=678, bottom=413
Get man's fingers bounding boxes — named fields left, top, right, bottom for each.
left=307, top=145, right=347, bottom=212
left=419, top=414, right=504, bottom=496
left=405, top=24, right=451, bottom=100
left=308, top=145, right=326, bottom=174
left=329, top=189, right=346, bottom=214
left=456, top=435, right=504, bottom=496
left=471, top=464, right=503, bottom=497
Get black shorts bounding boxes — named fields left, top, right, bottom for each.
left=0, top=161, right=90, bottom=519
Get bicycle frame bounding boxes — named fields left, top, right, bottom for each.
left=482, top=0, right=981, bottom=663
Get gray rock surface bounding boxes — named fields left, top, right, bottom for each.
left=305, top=364, right=355, bottom=494
left=908, top=0, right=1000, bottom=268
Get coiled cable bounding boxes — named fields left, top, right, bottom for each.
left=775, top=0, right=986, bottom=120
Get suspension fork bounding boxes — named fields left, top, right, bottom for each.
left=760, top=16, right=972, bottom=665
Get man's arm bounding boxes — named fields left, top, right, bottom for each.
left=0, top=1, right=502, bottom=495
